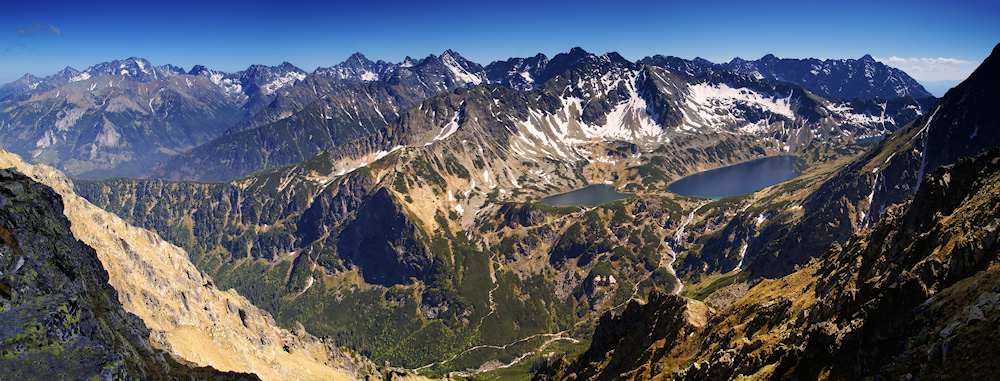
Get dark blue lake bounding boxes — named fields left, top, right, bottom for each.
left=667, top=156, right=801, bottom=199
left=540, top=184, right=634, bottom=207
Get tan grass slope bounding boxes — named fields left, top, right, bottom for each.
left=0, top=149, right=367, bottom=380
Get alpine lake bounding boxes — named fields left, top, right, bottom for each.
left=667, top=155, right=802, bottom=199
left=540, top=156, right=802, bottom=206
left=540, top=184, right=634, bottom=207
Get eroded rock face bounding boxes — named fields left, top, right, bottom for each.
left=0, top=168, right=253, bottom=380
left=0, top=150, right=373, bottom=380
left=297, top=171, right=376, bottom=244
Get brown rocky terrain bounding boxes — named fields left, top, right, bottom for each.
left=0, top=149, right=385, bottom=380
left=0, top=167, right=256, bottom=380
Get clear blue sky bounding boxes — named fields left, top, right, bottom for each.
left=2, top=0, right=998, bottom=86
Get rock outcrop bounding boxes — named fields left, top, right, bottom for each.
left=0, top=168, right=253, bottom=379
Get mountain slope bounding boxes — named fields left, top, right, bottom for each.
left=0, top=57, right=185, bottom=101
left=0, top=73, right=243, bottom=178
left=0, top=149, right=380, bottom=380
left=149, top=50, right=500, bottom=181
left=0, top=166, right=256, bottom=379
left=723, top=54, right=934, bottom=99
left=0, top=58, right=319, bottom=179
left=543, top=143, right=1000, bottom=380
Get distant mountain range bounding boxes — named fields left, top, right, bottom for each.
left=641, top=53, right=934, bottom=99
left=0, top=49, right=935, bottom=179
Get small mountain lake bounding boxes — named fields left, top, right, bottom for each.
left=667, top=156, right=802, bottom=199
left=540, top=184, right=634, bottom=207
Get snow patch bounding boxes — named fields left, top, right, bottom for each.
left=731, top=244, right=748, bottom=272
left=441, top=53, right=485, bottom=85
left=686, top=82, right=795, bottom=124
left=429, top=105, right=462, bottom=144
left=913, top=107, right=940, bottom=194
left=263, top=71, right=306, bottom=95
left=70, top=72, right=92, bottom=82
left=755, top=213, right=770, bottom=226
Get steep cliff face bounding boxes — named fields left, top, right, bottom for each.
left=0, top=150, right=376, bottom=380
left=0, top=168, right=253, bottom=379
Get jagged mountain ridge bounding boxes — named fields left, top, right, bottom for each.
left=148, top=51, right=502, bottom=181
left=0, top=57, right=184, bottom=101
left=155, top=55, right=930, bottom=183
left=146, top=48, right=632, bottom=181
left=315, top=59, right=927, bottom=181
left=0, top=57, right=319, bottom=178
left=0, top=73, right=245, bottom=178
left=484, top=47, right=629, bottom=91
left=1, top=48, right=932, bottom=180
left=641, top=53, right=934, bottom=100
left=313, top=52, right=397, bottom=81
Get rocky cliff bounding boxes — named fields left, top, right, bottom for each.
left=0, top=150, right=380, bottom=380
left=0, top=167, right=253, bottom=379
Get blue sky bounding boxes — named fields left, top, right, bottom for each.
left=2, top=0, right=998, bottom=91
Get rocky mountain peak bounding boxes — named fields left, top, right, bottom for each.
left=82, top=57, right=185, bottom=82
left=347, top=52, right=370, bottom=63
left=400, top=55, right=418, bottom=67
left=188, top=64, right=211, bottom=76
left=601, top=51, right=628, bottom=63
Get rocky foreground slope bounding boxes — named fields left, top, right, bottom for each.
left=0, top=167, right=255, bottom=379
left=0, top=150, right=384, bottom=380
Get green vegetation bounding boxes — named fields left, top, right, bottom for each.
left=681, top=270, right=750, bottom=301
left=73, top=143, right=695, bottom=375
